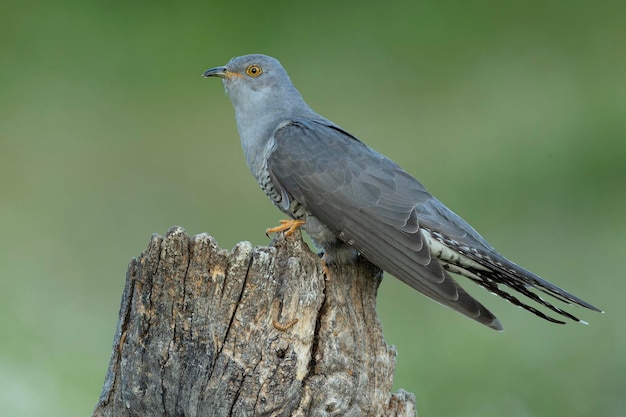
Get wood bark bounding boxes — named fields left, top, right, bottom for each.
left=93, top=226, right=416, bottom=417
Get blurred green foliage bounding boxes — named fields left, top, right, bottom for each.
left=1, top=0, right=624, bottom=416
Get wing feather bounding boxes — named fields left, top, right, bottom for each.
left=268, top=119, right=502, bottom=329
left=267, top=118, right=600, bottom=329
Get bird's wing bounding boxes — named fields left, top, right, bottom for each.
left=267, top=119, right=504, bottom=329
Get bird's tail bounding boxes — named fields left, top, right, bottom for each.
left=422, top=228, right=603, bottom=325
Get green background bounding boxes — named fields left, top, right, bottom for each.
left=2, top=1, right=624, bottom=416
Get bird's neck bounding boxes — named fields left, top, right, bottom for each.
left=235, top=110, right=279, bottom=176
left=231, top=87, right=315, bottom=177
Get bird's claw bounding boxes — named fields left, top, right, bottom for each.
left=265, top=219, right=305, bottom=237
left=321, top=254, right=331, bottom=280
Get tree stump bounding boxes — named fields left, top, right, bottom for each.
left=93, top=226, right=416, bottom=417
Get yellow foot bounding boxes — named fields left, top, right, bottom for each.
left=321, top=255, right=331, bottom=280
left=266, top=219, right=305, bottom=237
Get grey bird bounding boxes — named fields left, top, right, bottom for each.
left=203, top=54, right=601, bottom=330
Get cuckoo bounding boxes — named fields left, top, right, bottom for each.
left=203, top=54, right=601, bottom=330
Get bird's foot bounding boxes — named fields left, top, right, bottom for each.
left=319, top=253, right=331, bottom=280
left=266, top=219, right=305, bottom=237
left=322, top=259, right=331, bottom=280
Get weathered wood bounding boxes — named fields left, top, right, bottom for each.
left=93, top=226, right=416, bottom=417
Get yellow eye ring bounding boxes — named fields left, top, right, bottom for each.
left=246, top=64, right=263, bottom=77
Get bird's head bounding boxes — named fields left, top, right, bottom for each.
left=203, top=54, right=307, bottom=117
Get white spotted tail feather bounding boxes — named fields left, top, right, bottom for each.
left=421, top=227, right=602, bottom=325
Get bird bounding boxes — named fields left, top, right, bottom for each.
left=202, top=54, right=601, bottom=330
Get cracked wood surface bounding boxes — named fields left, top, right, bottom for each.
left=93, top=226, right=416, bottom=417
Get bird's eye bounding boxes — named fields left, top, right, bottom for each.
left=246, top=65, right=263, bottom=77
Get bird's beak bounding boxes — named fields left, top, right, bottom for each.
left=202, top=66, right=242, bottom=79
